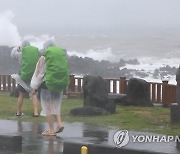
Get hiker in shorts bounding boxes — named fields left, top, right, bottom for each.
left=11, top=40, right=40, bottom=117
left=31, top=39, right=69, bottom=136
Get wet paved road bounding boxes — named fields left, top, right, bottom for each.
left=0, top=119, right=179, bottom=154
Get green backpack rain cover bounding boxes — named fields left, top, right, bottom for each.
left=20, top=46, right=40, bottom=82
left=44, top=46, right=69, bottom=92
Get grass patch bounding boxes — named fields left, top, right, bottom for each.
left=0, top=93, right=180, bottom=135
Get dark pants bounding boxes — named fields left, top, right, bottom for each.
left=17, top=85, right=27, bottom=93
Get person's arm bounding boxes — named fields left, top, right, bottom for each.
left=10, top=47, right=22, bottom=63
left=30, top=56, right=46, bottom=91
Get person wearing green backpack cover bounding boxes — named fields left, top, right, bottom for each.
left=31, top=39, right=69, bottom=136
left=11, top=40, right=40, bottom=117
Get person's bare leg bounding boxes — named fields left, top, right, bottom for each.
left=17, top=92, right=24, bottom=115
left=31, top=94, right=39, bottom=116
left=56, top=93, right=63, bottom=129
left=56, top=115, right=63, bottom=128
left=55, top=115, right=64, bottom=133
left=47, top=114, right=55, bottom=133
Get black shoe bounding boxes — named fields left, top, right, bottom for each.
left=55, top=126, right=64, bottom=133
left=32, top=113, right=39, bottom=117
left=15, top=112, right=25, bottom=116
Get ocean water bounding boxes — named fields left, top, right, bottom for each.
left=59, top=35, right=180, bottom=85
left=59, top=34, right=180, bottom=60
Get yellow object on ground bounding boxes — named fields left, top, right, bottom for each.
left=81, top=146, right=88, bottom=154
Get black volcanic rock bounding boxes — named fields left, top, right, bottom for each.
left=0, top=46, right=177, bottom=80
left=126, top=78, right=153, bottom=107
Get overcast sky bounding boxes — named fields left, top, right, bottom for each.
left=1, top=0, right=180, bottom=36
left=1, top=0, right=180, bottom=58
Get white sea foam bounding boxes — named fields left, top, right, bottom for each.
left=0, top=10, right=21, bottom=46
left=67, top=49, right=179, bottom=84
left=121, top=57, right=179, bottom=72
left=0, top=10, right=54, bottom=48
left=67, top=47, right=125, bottom=62
left=67, top=47, right=114, bottom=61
left=121, top=57, right=179, bottom=84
